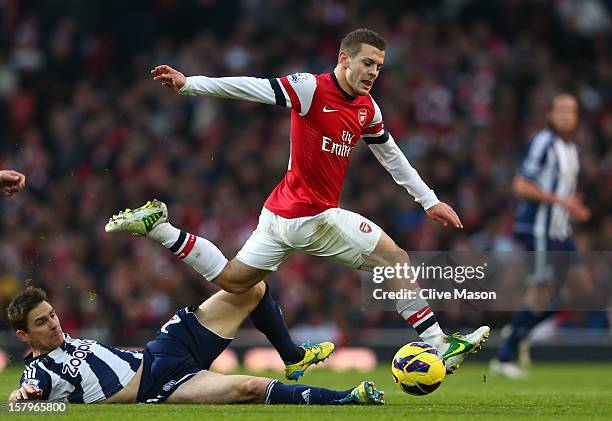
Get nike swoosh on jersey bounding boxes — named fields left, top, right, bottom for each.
left=323, top=106, right=339, bottom=112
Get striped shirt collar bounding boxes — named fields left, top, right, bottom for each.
left=23, top=333, right=69, bottom=363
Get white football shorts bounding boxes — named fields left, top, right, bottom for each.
left=236, top=207, right=383, bottom=271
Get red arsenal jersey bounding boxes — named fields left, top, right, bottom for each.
left=264, top=72, right=387, bottom=218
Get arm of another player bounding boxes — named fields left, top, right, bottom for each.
left=512, top=175, right=590, bottom=222
left=0, top=170, right=26, bottom=196
left=365, top=132, right=462, bottom=228
left=151, top=65, right=315, bottom=112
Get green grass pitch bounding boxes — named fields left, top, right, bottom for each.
left=1, top=363, right=610, bottom=420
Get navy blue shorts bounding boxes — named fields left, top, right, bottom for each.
left=137, top=306, right=231, bottom=403
left=515, top=233, right=581, bottom=284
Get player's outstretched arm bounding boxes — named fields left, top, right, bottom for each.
left=151, top=65, right=312, bottom=109
left=425, top=202, right=463, bottom=228
left=0, top=170, right=26, bottom=196
left=150, top=65, right=186, bottom=92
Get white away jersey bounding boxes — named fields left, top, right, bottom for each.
left=515, top=128, right=580, bottom=240
left=20, top=334, right=143, bottom=403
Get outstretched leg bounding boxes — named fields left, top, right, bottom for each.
left=166, top=370, right=384, bottom=405
left=165, top=288, right=380, bottom=405
left=105, top=200, right=333, bottom=378
left=105, top=199, right=269, bottom=292
left=192, top=281, right=267, bottom=339
left=362, top=231, right=490, bottom=373
left=194, top=280, right=309, bottom=366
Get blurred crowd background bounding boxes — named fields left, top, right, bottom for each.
left=1, top=0, right=611, bottom=347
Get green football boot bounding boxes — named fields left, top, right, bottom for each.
left=284, top=341, right=335, bottom=381
left=105, top=199, right=168, bottom=236
left=443, top=326, right=491, bottom=373
left=333, top=381, right=385, bottom=405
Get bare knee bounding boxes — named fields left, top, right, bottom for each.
left=214, top=260, right=267, bottom=294
left=363, top=245, right=410, bottom=270
left=250, top=281, right=267, bottom=302
left=361, top=231, right=410, bottom=270
left=235, top=281, right=267, bottom=312
left=215, top=273, right=254, bottom=295
left=236, top=377, right=268, bottom=402
left=222, top=282, right=258, bottom=295
left=394, top=248, right=410, bottom=265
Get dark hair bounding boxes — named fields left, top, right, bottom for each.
left=6, top=286, right=49, bottom=332
left=340, top=28, right=386, bottom=58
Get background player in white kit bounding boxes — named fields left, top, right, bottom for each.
left=107, top=29, right=489, bottom=373
left=490, top=93, right=593, bottom=378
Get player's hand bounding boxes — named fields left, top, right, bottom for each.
left=150, top=65, right=186, bottom=92
left=426, top=202, right=463, bottom=228
left=9, top=385, right=42, bottom=400
left=0, top=170, right=26, bottom=196
left=558, top=195, right=590, bottom=222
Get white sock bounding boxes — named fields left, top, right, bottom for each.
left=148, top=221, right=180, bottom=247
left=396, top=288, right=447, bottom=348
left=149, top=222, right=228, bottom=281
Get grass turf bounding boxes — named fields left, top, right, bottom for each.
left=1, top=363, right=610, bottom=420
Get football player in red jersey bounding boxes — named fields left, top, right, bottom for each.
left=109, top=29, right=489, bottom=374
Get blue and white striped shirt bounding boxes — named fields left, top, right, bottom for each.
left=20, top=334, right=143, bottom=403
left=514, top=128, right=580, bottom=242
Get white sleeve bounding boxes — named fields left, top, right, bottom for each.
left=178, top=73, right=317, bottom=115
left=368, top=133, right=440, bottom=210
left=178, top=76, right=279, bottom=105
left=519, top=130, right=553, bottom=181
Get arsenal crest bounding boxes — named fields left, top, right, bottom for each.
left=359, top=222, right=372, bottom=233
left=358, top=109, right=367, bottom=126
